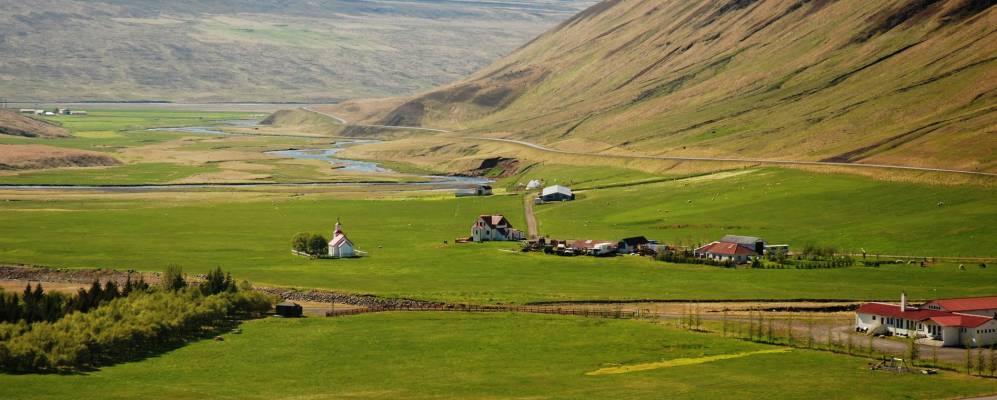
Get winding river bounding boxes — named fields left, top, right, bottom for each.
left=2, top=121, right=492, bottom=191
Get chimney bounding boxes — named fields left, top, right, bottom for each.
left=900, top=292, right=907, bottom=312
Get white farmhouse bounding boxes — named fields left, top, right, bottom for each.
left=471, top=215, right=524, bottom=242
left=328, top=219, right=356, bottom=258
left=855, top=293, right=997, bottom=347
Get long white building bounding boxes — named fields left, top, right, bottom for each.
left=855, top=294, right=997, bottom=347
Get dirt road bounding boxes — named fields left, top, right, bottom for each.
left=523, top=193, right=538, bottom=239
left=472, top=137, right=997, bottom=178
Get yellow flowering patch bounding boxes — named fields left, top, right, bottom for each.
left=587, top=348, right=792, bottom=376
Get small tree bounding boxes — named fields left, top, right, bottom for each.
left=291, top=232, right=310, bottom=253
left=721, top=310, right=728, bottom=337
left=162, top=264, right=187, bottom=292
left=906, top=337, right=919, bottom=365
left=966, top=348, right=974, bottom=375
left=307, top=234, right=328, bottom=256
left=989, top=346, right=996, bottom=377
left=202, top=267, right=230, bottom=296
left=978, top=348, right=986, bottom=376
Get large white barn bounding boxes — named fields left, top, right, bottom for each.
left=855, top=294, right=997, bottom=347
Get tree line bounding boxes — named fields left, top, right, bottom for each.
left=0, top=266, right=272, bottom=372
left=0, top=276, right=151, bottom=324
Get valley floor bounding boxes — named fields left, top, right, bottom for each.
left=2, top=312, right=995, bottom=400
left=2, top=108, right=996, bottom=398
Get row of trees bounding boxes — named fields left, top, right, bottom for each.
left=0, top=267, right=273, bottom=372
left=0, top=276, right=151, bottom=324
left=655, top=251, right=736, bottom=268
left=292, top=232, right=328, bottom=256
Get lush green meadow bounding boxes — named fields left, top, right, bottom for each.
left=534, top=168, right=997, bottom=257
left=1, top=312, right=993, bottom=400
left=1, top=190, right=995, bottom=303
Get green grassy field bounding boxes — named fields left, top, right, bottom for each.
left=535, top=168, right=997, bottom=257
left=1, top=189, right=995, bottom=304
left=0, top=312, right=992, bottom=399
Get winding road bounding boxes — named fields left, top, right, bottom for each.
left=300, top=108, right=995, bottom=178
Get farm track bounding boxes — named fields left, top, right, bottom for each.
left=523, top=192, right=538, bottom=239
left=293, top=108, right=997, bottom=178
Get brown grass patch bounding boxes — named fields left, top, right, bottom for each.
left=0, top=144, right=120, bottom=170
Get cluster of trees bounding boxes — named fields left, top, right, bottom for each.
left=754, top=255, right=855, bottom=269
left=0, top=267, right=272, bottom=372
left=0, top=277, right=151, bottom=324
left=292, top=232, right=328, bottom=256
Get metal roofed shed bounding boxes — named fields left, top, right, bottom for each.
left=275, top=301, right=303, bottom=318
left=537, top=185, right=574, bottom=203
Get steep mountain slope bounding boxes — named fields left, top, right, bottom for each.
left=0, top=0, right=593, bottom=102
left=374, top=0, right=997, bottom=172
left=0, top=109, right=70, bottom=138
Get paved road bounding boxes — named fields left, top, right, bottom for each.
left=523, top=193, right=538, bottom=239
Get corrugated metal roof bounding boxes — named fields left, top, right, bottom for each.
left=720, top=235, right=763, bottom=246
left=541, top=185, right=572, bottom=197
left=925, top=296, right=997, bottom=312
left=929, top=314, right=992, bottom=328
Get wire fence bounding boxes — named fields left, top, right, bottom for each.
left=326, top=304, right=645, bottom=319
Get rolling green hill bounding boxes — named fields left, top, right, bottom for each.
left=372, top=0, right=996, bottom=173
left=0, top=0, right=593, bottom=102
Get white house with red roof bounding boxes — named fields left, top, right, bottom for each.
left=327, top=219, right=356, bottom=258
left=471, top=215, right=524, bottom=242
left=694, top=241, right=758, bottom=264
left=855, top=293, right=997, bottom=347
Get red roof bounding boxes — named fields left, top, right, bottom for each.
left=696, top=241, right=756, bottom=256
left=477, top=215, right=510, bottom=228
left=924, top=296, right=997, bottom=312
left=854, top=303, right=950, bottom=321
left=929, top=314, right=993, bottom=328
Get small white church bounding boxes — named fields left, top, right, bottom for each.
left=328, top=219, right=358, bottom=258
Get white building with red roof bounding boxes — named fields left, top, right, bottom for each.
left=471, top=215, right=524, bottom=242
left=855, top=293, right=997, bottom=347
left=694, top=241, right=758, bottom=264
left=327, top=219, right=356, bottom=258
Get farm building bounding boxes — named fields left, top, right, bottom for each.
left=328, top=219, right=357, bottom=258
left=275, top=301, right=303, bottom=317
left=536, top=185, right=574, bottom=203
left=719, top=235, right=767, bottom=255
left=526, top=179, right=542, bottom=190
left=471, top=215, right=524, bottom=242
left=855, top=294, right=997, bottom=347
left=617, top=236, right=649, bottom=253
left=694, top=241, right=758, bottom=264
left=572, top=240, right=617, bottom=256
left=455, top=185, right=493, bottom=197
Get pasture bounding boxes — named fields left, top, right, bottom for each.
left=0, top=109, right=420, bottom=185
left=0, top=312, right=993, bottom=399
left=0, top=190, right=995, bottom=304
left=533, top=168, right=997, bottom=258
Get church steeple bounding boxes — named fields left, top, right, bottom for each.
left=334, top=218, right=343, bottom=235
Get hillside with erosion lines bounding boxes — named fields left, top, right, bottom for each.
left=362, top=0, right=997, bottom=173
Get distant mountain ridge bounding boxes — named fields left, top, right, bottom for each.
left=373, top=0, right=996, bottom=172
left=0, top=0, right=593, bottom=102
